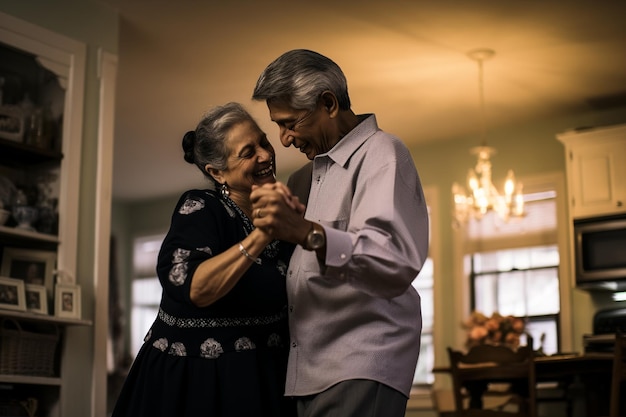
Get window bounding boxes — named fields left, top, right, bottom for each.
left=413, top=258, right=434, bottom=385
left=465, top=189, right=561, bottom=354
left=413, top=188, right=436, bottom=386
left=470, top=245, right=560, bottom=353
left=130, top=234, right=164, bottom=357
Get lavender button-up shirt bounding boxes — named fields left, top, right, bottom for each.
left=285, top=114, right=429, bottom=398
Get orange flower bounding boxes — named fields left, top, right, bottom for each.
left=463, top=310, right=526, bottom=349
left=469, top=325, right=488, bottom=341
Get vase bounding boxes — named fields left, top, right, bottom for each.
left=36, top=202, right=56, bottom=234
left=11, top=189, right=38, bottom=231
left=13, top=205, right=38, bottom=231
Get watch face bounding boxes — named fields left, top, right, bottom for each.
left=307, top=229, right=325, bottom=249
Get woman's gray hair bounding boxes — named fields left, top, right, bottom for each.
left=252, top=49, right=351, bottom=111
left=182, top=102, right=256, bottom=180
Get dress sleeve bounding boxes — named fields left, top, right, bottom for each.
left=156, top=190, right=228, bottom=306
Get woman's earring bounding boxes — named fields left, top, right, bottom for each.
left=220, top=183, right=230, bottom=197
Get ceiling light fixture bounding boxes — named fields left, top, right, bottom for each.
left=452, top=48, right=525, bottom=225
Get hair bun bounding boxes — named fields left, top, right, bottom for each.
left=182, top=130, right=196, bottom=163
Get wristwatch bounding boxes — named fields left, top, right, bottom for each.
left=305, top=223, right=325, bottom=251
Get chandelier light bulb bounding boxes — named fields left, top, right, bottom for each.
left=452, top=48, right=525, bottom=225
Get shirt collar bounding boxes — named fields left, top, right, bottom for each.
left=318, top=114, right=378, bottom=168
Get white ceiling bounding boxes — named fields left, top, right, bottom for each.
left=103, top=0, right=626, bottom=202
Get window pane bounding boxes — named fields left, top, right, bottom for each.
left=473, top=245, right=559, bottom=273
left=526, top=270, right=560, bottom=315
left=133, top=234, right=164, bottom=278
left=413, top=258, right=433, bottom=330
left=131, top=234, right=165, bottom=357
left=132, top=277, right=162, bottom=305
left=131, top=305, right=158, bottom=356
left=412, top=257, right=433, bottom=386
left=474, top=267, right=559, bottom=317
left=495, top=271, right=527, bottom=317
left=474, top=273, right=498, bottom=314
left=413, top=333, right=434, bottom=385
left=526, top=318, right=559, bottom=355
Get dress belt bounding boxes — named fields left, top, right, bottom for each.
left=157, top=307, right=286, bottom=328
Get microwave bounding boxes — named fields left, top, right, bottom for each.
left=574, top=213, right=626, bottom=290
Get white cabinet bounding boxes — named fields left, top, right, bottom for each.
left=557, top=124, right=626, bottom=219
left=0, top=11, right=88, bottom=417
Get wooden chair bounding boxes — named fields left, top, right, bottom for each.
left=447, top=344, right=537, bottom=417
left=610, top=331, right=626, bottom=417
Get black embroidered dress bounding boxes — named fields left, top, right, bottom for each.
left=112, top=189, right=295, bottom=417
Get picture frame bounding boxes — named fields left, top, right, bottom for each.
left=0, top=105, right=25, bottom=143
left=55, top=284, right=81, bottom=319
left=1, top=248, right=56, bottom=300
left=0, top=276, right=26, bottom=311
left=25, top=283, right=48, bottom=314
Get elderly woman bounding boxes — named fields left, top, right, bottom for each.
left=112, top=102, right=301, bottom=417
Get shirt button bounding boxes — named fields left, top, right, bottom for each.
left=340, top=253, right=347, bottom=260
left=292, top=342, right=297, bottom=348
left=289, top=305, right=294, bottom=312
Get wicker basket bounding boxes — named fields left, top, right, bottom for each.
left=0, top=399, right=29, bottom=416
left=0, top=318, right=59, bottom=377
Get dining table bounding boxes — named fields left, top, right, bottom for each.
left=433, top=352, right=615, bottom=417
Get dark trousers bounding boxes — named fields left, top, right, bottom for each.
left=295, top=379, right=407, bottom=417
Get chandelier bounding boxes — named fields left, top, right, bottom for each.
left=452, top=48, right=525, bottom=224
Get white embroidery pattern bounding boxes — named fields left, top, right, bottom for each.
left=200, top=338, right=224, bottom=359
left=179, top=197, right=205, bottom=214
left=153, top=338, right=169, bottom=352
left=144, top=328, right=153, bottom=342
left=168, top=262, right=188, bottom=286
left=158, top=308, right=286, bottom=328
left=168, top=342, right=187, bottom=356
left=235, top=337, right=256, bottom=351
left=196, top=246, right=212, bottom=255
left=168, top=248, right=190, bottom=286
left=172, top=248, right=191, bottom=263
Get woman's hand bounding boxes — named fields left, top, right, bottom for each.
left=252, top=182, right=306, bottom=214
left=250, top=182, right=310, bottom=245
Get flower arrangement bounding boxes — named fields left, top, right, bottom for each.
left=462, top=311, right=526, bottom=349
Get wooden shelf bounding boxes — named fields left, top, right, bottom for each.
left=0, top=309, right=91, bottom=326
left=0, top=374, right=62, bottom=386
left=0, top=137, right=63, bottom=167
left=0, top=225, right=59, bottom=243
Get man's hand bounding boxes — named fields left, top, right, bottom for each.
left=251, top=182, right=310, bottom=244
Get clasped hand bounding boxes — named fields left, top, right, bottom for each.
left=250, top=182, right=310, bottom=244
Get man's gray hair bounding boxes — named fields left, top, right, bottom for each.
left=252, top=49, right=351, bottom=111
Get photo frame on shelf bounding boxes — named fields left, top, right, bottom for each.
left=1, top=248, right=56, bottom=300
left=0, top=105, right=25, bottom=143
left=55, top=283, right=81, bottom=319
left=0, top=276, right=26, bottom=311
left=25, top=283, right=48, bottom=314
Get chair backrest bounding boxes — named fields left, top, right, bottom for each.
left=447, top=344, right=537, bottom=417
left=610, top=331, right=626, bottom=417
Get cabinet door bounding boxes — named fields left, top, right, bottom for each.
left=569, top=140, right=626, bottom=219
